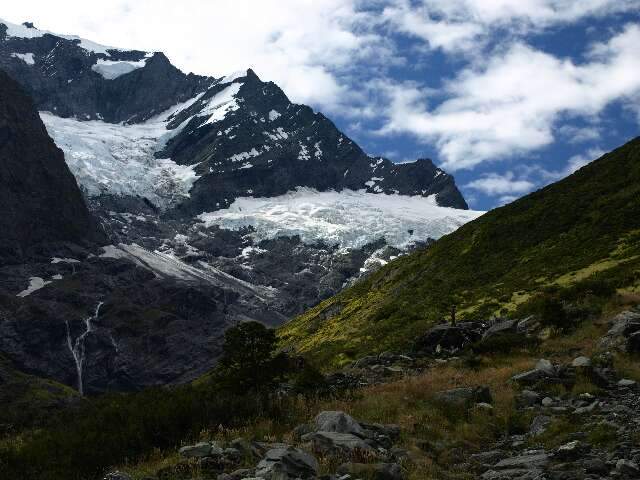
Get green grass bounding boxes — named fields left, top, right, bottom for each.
left=280, top=138, right=640, bottom=367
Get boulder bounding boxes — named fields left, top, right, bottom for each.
left=179, top=441, right=222, bottom=458
left=571, top=356, right=592, bottom=368
left=599, top=311, right=640, bottom=351
left=615, top=459, right=640, bottom=476
left=255, top=447, right=318, bottom=479
left=103, top=473, right=131, bottom=480
left=554, top=440, right=590, bottom=460
left=414, top=324, right=477, bottom=355
left=337, top=462, right=404, bottom=480
left=315, top=411, right=364, bottom=436
left=618, top=379, right=637, bottom=388
left=302, top=431, right=374, bottom=456
left=535, top=359, right=556, bottom=376
left=493, top=452, right=549, bottom=469
left=482, top=319, right=518, bottom=339
left=517, top=390, right=541, bottom=407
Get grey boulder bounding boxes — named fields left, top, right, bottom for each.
left=255, top=447, right=318, bottom=479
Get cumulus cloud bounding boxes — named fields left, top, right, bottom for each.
left=464, top=171, right=535, bottom=196
left=382, top=0, right=640, bottom=52
left=378, top=24, right=640, bottom=170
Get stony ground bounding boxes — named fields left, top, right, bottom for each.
left=105, top=307, right=640, bottom=480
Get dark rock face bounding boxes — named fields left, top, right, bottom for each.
left=0, top=245, right=282, bottom=394
left=0, top=69, right=101, bottom=261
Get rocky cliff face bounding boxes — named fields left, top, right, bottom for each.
left=0, top=69, right=100, bottom=261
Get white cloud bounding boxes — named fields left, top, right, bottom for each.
left=383, top=0, right=640, bottom=52
left=378, top=24, right=640, bottom=170
left=464, top=171, right=535, bottom=195
left=0, top=0, right=389, bottom=112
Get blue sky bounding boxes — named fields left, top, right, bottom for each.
left=3, top=0, right=640, bottom=210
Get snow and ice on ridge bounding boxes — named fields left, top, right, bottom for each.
left=219, top=70, right=247, bottom=85
left=1, top=18, right=115, bottom=55
left=200, top=83, right=243, bottom=125
left=198, top=188, right=484, bottom=250
left=91, top=58, right=147, bottom=80
left=40, top=93, right=207, bottom=208
left=17, top=277, right=52, bottom=297
left=11, top=52, right=35, bottom=64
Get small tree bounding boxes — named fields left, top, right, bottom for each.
left=217, top=321, right=288, bottom=393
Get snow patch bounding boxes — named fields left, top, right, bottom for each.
left=220, top=70, right=247, bottom=84
left=200, top=83, right=242, bottom=125
left=1, top=17, right=115, bottom=55
left=11, top=52, right=35, bottom=64
left=92, top=58, right=147, bottom=80
left=17, top=277, right=51, bottom=297
left=268, top=110, right=281, bottom=121
left=198, top=188, right=484, bottom=249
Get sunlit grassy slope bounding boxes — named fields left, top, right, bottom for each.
left=280, top=137, right=640, bottom=367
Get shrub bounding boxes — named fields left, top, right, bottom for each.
left=216, top=322, right=290, bottom=394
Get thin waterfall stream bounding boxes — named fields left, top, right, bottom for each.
left=65, top=301, right=104, bottom=396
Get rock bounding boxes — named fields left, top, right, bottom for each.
left=493, top=452, right=549, bottom=469
left=517, top=390, right=541, bottom=407
left=574, top=400, right=599, bottom=414
left=582, top=457, right=608, bottom=475
left=103, top=473, right=131, bottom=480
left=315, top=411, right=365, bottom=437
left=337, top=462, right=404, bottom=480
left=179, top=441, right=221, bottom=458
left=474, top=402, right=494, bottom=413
left=414, top=324, right=477, bottom=355
left=600, top=311, right=640, bottom=351
left=618, top=379, right=637, bottom=388
left=541, top=397, right=554, bottom=407
left=302, top=431, right=374, bottom=456
left=571, top=356, right=592, bottom=368
left=555, top=440, right=590, bottom=460
left=482, top=319, right=518, bottom=339
left=0, top=69, right=102, bottom=261
left=529, top=415, right=552, bottom=437
left=255, top=447, right=318, bottom=479
left=511, top=369, right=548, bottom=385
left=433, top=386, right=493, bottom=406
left=535, top=359, right=556, bottom=376
left=353, top=355, right=378, bottom=368
left=615, top=459, right=640, bottom=476
left=292, top=423, right=314, bottom=440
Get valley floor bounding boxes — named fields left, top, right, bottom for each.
left=110, top=296, right=640, bottom=480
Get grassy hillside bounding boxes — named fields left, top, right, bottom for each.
left=280, top=137, right=640, bottom=367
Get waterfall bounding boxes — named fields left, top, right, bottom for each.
left=65, top=301, right=103, bottom=396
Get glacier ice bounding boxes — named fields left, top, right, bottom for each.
left=198, top=188, right=484, bottom=249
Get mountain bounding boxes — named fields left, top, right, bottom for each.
left=0, top=69, right=101, bottom=261
left=0, top=18, right=467, bottom=212
left=0, top=17, right=478, bottom=316
left=0, top=19, right=480, bottom=394
left=280, top=138, right=640, bottom=366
